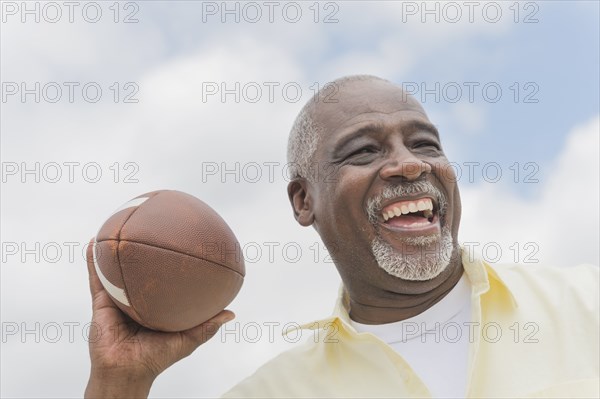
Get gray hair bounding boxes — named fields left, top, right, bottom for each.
left=286, top=75, right=390, bottom=181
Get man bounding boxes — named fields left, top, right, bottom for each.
left=84, top=75, right=599, bottom=398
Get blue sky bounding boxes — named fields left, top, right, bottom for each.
left=81, top=0, right=600, bottom=197
left=1, top=1, right=598, bottom=397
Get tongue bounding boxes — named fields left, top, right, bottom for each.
left=387, top=214, right=430, bottom=227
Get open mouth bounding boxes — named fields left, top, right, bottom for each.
left=380, top=197, right=439, bottom=229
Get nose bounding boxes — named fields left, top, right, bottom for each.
left=379, top=147, right=432, bottom=181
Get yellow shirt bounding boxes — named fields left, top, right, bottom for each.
left=223, top=250, right=599, bottom=398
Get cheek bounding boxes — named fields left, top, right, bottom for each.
left=334, top=165, right=375, bottom=189
left=432, top=161, right=462, bottom=236
left=434, top=160, right=460, bottom=185
left=451, top=184, right=462, bottom=235
left=432, top=161, right=459, bottom=211
left=320, top=169, right=371, bottom=222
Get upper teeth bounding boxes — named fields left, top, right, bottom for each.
left=382, top=198, right=434, bottom=221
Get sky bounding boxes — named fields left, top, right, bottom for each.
left=1, top=1, right=599, bottom=397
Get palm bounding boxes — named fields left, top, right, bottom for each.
left=86, top=242, right=232, bottom=381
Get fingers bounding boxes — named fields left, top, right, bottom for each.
left=179, top=310, right=235, bottom=355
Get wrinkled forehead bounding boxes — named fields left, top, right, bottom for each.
left=311, top=79, right=427, bottom=135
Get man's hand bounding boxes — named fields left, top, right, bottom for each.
left=84, top=239, right=234, bottom=398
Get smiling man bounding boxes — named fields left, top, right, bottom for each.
left=84, top=75, right=598, bottom=399
left=286, top=76, right=464, bottom=325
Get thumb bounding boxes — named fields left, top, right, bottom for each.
left=86, top=238, right=105, bottom=298
left=86, top=237, right=120, bottom=312
left=179, top=310, right=235, bottom=356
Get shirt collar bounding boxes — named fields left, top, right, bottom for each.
left=461, top=247, right=518, bottom=308
left=291, top=246, right=518, bottom=334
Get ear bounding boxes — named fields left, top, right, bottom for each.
left=287, top=178, right=315, bottom=227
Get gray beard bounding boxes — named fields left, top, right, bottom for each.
left=371, top=226, right=455, bottom=281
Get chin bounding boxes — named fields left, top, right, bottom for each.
left=371, top=226, right=456, bottom=281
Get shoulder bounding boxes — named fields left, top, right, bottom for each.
left=482, top=262, right=599, bottom=390
left=488, top=262, right=599, bottom=315
left=489, top=261, right=598, bottom=291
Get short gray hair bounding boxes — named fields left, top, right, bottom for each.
left=286, top=75, right=390, bottom=181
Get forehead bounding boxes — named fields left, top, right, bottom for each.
left=311, top=79, right=429, bottom=138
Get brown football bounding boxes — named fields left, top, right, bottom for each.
left=89, top=190, right=245, bottom=332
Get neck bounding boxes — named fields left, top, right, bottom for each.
left=347, top=258, right=464, bottom=324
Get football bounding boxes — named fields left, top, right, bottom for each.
left=89, top=190, right=245, bottom=332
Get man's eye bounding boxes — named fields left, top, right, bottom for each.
left=348, top=146, right=377, bottom=157
left=413, top=141, right=440, bottom=150
left=341, top=146, right=379, bottom=164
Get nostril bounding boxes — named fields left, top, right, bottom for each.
left=380, top=160, right=430, bottom=181
left=422, top=161, right=433, bottom=174
left=401, top=162, right=424, bottom=176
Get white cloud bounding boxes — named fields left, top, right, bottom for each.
left=460, top=115, right=600, bottom=267
left=0, top=28, right=336, bottom=399
left=449, top=102, right=487, bottom=135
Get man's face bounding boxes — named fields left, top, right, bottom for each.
left=294, top=79, right=462, bottom=294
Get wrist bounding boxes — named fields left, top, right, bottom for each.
left=85, top=367, right=154, bottom=399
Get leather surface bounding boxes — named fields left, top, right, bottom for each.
left=93, top=190, right=245, bottom=331
left=120, top=241, right=243, bottom=331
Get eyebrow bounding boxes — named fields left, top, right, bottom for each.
left=333, top=120, right=441, bottom=152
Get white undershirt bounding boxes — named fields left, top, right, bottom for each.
left=350, top=273, right=472, bottom=399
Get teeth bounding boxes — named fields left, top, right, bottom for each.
left=425, top=199, right=433, bottom=211
left=381, top=197, right=436, bottom=221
